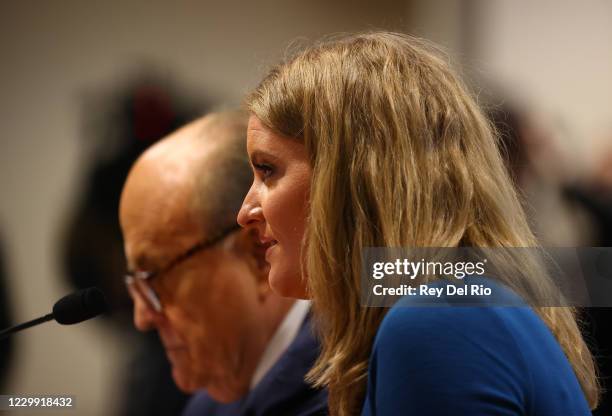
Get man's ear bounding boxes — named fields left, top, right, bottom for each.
left=234, top=228, right=270, bottom=287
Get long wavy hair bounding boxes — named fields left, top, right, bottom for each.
left=246, top=32, right=599, bottom=415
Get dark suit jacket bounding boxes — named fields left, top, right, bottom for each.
left=182, top=314, right=328, bottom=416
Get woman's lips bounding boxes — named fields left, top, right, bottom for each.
left=265, top=240, right=278, bottom=261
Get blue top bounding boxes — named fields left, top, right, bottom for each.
left=362, top=278, right=591, bottom=415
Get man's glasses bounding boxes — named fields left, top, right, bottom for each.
left=125, top=224, right=241, bottom=313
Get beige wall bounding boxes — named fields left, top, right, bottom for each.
left=410, top=0, right=612, bottom=165
left=479, top=0, right=612, bottom=159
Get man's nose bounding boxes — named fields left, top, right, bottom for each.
left=133, top=295, right=162, bottom=331
left=237, top=186, right=264, bottom=228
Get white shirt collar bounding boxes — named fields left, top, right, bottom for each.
left=249, top=299, right=311, bottom=389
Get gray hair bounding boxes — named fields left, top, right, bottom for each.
left=190, top=111, right=252, bottom=237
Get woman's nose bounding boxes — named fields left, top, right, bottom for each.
left=237, top=187, right=264, bottom=228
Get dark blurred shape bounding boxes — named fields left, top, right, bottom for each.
left=60, top=70, right=207, bottom=415
left=565, top=188, right=612, bottom=246
left=564, top=148, right=612, bottom=416
left=490, top=102, right=611, bottom=413
left=488, top=103, right=527, bottom=187
left=63, top=72, right=205, bottom=320
left=0, top=232, right=14, bottom=390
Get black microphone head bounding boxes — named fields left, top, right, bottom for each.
left=52, top=287, right=108, bottom=325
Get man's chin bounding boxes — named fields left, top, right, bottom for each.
left=171, top=367, right=198, bottom=394
left=170, top=366, right=246, bottom=402
left=205, top=384, right=246, bottom=404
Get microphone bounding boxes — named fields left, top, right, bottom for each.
left=0, top=287, right=108, bottom=340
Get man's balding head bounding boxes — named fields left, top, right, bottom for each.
left=119, top=111, right=292, bottom=401
left=121, top=111, right=250, bottom=247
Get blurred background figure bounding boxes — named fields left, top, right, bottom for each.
left=564, top=143, right=612, bottom=416
left=0, top=232, right=14, bottom=391
left=565, top=145, right=612, bottom=246
left=489, top=101, right=595, bottom=247
left=61, top=71, right=206, bottom=415
left=491, top=103, right=612, bottom=415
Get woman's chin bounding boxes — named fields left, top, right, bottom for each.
left=268, top=267, right=309, bottom=299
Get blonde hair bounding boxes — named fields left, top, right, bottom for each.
left=246, top=32, right=599, bottom=415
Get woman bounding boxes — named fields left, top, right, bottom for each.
left=237, top=32, right=599, bottom=415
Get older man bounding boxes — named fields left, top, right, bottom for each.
left=119, top=111, right=327, bottom=415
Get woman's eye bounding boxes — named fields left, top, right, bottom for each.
left=254, top=163, right=274, bottom=180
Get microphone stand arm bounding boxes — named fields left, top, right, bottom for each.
left=0, top=313, right=54, bottom=340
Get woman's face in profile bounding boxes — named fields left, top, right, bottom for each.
left=237, top=116, right=312, bottom=299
